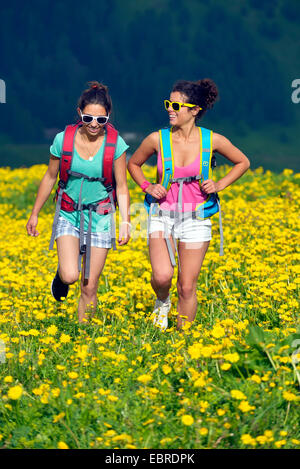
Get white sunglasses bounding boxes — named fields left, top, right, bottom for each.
left=80, top=111, right=109, bottom=125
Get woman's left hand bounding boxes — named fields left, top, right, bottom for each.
left=118, top=222, right=131, bottom=245
left=200, top=179, right=220, bottom=194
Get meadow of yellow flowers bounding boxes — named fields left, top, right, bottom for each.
left=0, top=163, right=299, bottom=449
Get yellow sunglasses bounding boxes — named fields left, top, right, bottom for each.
left=164, top=99, right=202, bottom=112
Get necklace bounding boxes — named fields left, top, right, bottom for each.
left=80, top=129, right=104, bottom=161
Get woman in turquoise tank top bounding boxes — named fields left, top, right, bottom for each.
left=128, top=78, right=250, bottom=331
left=26, top=82, right=130, bottom=323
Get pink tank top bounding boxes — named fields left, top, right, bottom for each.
left=157, top=149, right=207, bottom=212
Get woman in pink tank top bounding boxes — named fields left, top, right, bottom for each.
left=128, top=79, right=250, bottom=331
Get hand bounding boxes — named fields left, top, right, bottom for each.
left=145, top=183, right=167, bottom=199
left=200, top=179, right=220, bottom=194
left=26, top=214, right=40, bottom=237
left=118, top=222, right=131, bottom=246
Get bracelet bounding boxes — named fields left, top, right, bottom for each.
left=140, top=180, right=151, bottom=193
left=121, top=221, right=132, bottom=228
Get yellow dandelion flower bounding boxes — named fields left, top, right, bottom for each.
left=199, top=427, right=208, bottom=436
left=220, top=363, right=231, bottom=371
left=181, top=415, right=194, bottom=426
left=238, top=400, right=255, bottom=413
left=107, top=395, right=118, bottom=402
left=223, top=352, right=240, bottom=363
left=283, top=391, right=299, bottom=401
left=53, top=412, right=65, bottom=423
left=47, top=325, right=58, bottom=336
left=211, top=325, right=225, bottom=338
left=111, top=434, right=133, bottom=444
left=162, top=364, right=172, bottom=375
left=7, top=385, right=23, bottom=400
left=275, top=440, right=286, bottom=448
left=188, top=344, right=202, bottom=359
left=249, top=374, right=261, bottom=384
left=137, top=374, right=152, bottom=384
left=56, top=365, right=66, bottom=371
left=95, top=337, right=108, bottom=344
left=143, top=419, right=155, bottom=426
left=231, top=389, right=247, bottom=400
left=160, top=437, right=173, bottom=445
left=60, top=333, right=71, bottom=344
left=4, top=376, right=13, bottom=383
left=256, top=435, right=268, bottom=445
left=58, top=441, right=69, bottom=449
left=241, top=434, right=256, bottom=446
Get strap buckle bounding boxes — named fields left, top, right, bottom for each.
left=58, top=180, right=66, bottom=189
left=105, top=184, right=113, bottom=193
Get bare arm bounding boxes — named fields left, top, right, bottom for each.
left=26, top=156, right=60, bottom=236
left=201, top=133, right=250, bottom=194
left=127, top=132, right=167, bottom=199
left=114, top=152, right=130, bottom=245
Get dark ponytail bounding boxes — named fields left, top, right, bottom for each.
left=172, top=78, right=219, bottom=120
left=78, top=81, right=112, bottom=115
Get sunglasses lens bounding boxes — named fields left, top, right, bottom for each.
left=82, top=115, right=93, bottom=123
left=165, top=100, right=170, bottom=109
left=97, top=116, right=108, bottom=125
left=172, top=102, right=180, bottom=111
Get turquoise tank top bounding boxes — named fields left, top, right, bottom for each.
left=50, top=129, right=129, bottom=232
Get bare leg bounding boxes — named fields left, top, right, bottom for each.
left=78, top=247, right=109, bottom=323
left=149, top=231, right=175, bottom=301
left=176, top=241, right=210, bottom=329
left=56, top=235, right=80, bottom=284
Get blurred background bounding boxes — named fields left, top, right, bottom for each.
left=0, top=0, right=299, bottom=172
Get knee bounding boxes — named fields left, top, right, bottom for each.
left=177, top=280, right=196, bottom=300
left=81, top=281, right=98, bottom=299
left=152, top=271, right=173, bottom=290
left=59, top=269, right=79, bottom=285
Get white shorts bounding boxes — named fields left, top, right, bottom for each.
left=148, top=211, right=212, bottom=243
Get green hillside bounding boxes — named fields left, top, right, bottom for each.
left=0, top=0, right=299, bottom=171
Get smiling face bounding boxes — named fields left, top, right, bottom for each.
left=77, top=103, right=108, bottom=137
left=167, top=91, right=199, bottom=127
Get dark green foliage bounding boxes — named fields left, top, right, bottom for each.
left=0, top=0, right=299, bottom=171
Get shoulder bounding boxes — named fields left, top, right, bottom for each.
left=53, top=130, right=65, bottom=142
left=212, top=132, right=232, bottom=152
left=142, top=131, right=160, bottom=151
left=50, top=130, right=66, bottom=158
left=114, top=133, right=129, bottom=160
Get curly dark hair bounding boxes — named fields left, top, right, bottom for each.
left=78, top=81, right=112, bottom=115
left=172, top=78, right=219, bottom=120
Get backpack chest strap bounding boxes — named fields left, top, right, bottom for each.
left=67, top=169, right=106, bottom=183
left=170, top=174, right=203, bottom=212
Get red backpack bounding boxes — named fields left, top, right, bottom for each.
left=49, top=122, right=119, bottom=279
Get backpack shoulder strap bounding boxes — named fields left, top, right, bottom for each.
left=198, top=126, right=213, bottom=181
left=60, top=123, right=80, bottom=186
left=159, top=127, right=174, bottom=190
left=102, top=123, right=118, bottom=190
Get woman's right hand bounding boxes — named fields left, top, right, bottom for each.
left=145, top=183, right=167, bottom=200
left=26, top=214, right=39, bottom=237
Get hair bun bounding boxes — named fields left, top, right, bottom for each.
left=88, top=81, right=108, bottom=92
left=196, top=78, right=218, bottom=110
left=78, top=81, right=112, bottom=114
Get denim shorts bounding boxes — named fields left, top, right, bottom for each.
left=55, top=216, right=111, bottom=249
